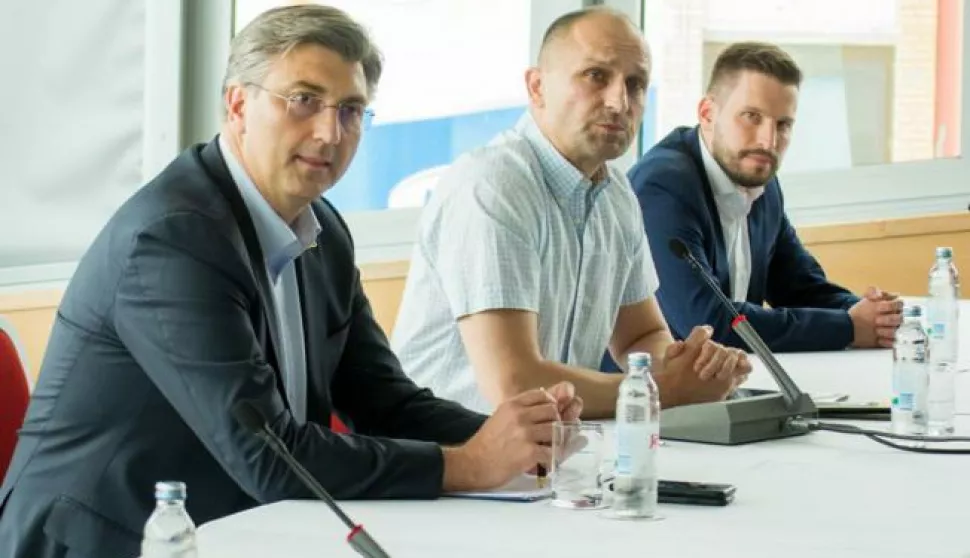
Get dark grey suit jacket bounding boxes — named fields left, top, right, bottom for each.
left=0, top=137, right=486, bottom=558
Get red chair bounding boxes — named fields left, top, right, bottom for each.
left=330, top=414, right=350, bottom=434
left=0, top=317, right=30, bottom=483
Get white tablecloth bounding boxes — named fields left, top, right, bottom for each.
left=198, top=302, right=970, bottom=558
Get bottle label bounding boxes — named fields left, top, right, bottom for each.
left=895, top=392, right=914, bottom=411
left=893, top=360, right=928, bottom=414
left=620, top=404, right=646, bottom=423
left=928, top=322, right=959, bottom=361
left=615, top=422, right=659, bottom=478
left=615, top=423, right=648, bottom=476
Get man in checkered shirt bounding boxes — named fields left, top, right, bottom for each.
left=393, top=7, right=751, bottom=418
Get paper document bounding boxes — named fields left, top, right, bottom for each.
left=445, top=474, right=552, bottom=502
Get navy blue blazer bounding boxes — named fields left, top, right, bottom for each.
left=0, top=137, right=486, bottom=558
left=625, top=126, right=858, bottom=355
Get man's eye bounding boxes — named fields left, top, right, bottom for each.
left=341, top=104, right=364, bottom=117
left=291, top=93, right=317, bottom=107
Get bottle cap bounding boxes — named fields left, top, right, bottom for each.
left=155, top=481, right=187, bottom=502
left=903, top=305, right=923, bottom=318
left=628, top=351, right=651, bottom=369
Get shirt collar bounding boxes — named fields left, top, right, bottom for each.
left=218, top=135, right=322, bottom=283
left=516, top=113, right=611, bottom=207
left=697, top=130, right=764, bottom=217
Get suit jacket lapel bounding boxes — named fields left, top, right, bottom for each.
left=198, top=137, right=287, bottom=401
left=683, top=126, right=733, bottom=295
left=294, top=201, right=335, bottom=424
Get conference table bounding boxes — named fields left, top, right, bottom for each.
left=198, top=302, right=970, bottom=558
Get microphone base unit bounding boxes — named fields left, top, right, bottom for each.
left=660, top=389, right=817, bottom=445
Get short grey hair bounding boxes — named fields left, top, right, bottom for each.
left=223, top=4, right=383, bottom=99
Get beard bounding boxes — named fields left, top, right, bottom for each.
left=710, top=131, right=779, bottom=189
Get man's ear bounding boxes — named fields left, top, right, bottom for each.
left=224, top=84, right=248, bottom=133
left=697, top=94, right=717, bottom=132
left=525, top=67, right=544, bottom=108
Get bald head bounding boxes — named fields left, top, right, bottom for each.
left=524, top=6, right=650, bottom=178
left=538, top=7, right=646, bottom=67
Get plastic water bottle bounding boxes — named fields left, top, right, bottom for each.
left=610, top=352, right=660, bottom=519
left=892, top=306, right=929, bottom=435
left=926, top=246, right=960, bottom=435
left=141, top=481, right=198, bottom=558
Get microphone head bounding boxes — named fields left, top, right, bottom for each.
left=668, top=238, right=690, bottom=260
left=232, top=401, right=267, bottom=434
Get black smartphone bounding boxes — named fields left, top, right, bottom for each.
left=658, top=480, right=736, bottom=506
left=815, top=401, right=891, bottom=421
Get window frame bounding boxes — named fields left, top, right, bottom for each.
left=1, top=0, right=966, bottom=289
left=350, top=0, right=970, bottom=262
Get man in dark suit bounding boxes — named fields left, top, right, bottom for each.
left=0, top=6, right=581, bottom=557
left=624, top=42, right=902, bottom=354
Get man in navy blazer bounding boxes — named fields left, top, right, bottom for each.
left=624, top=42, right=902, bottom=354
left=0, top=6, right=581, bottom=558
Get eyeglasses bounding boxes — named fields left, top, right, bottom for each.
left=246, top=83, right=375, bottom=133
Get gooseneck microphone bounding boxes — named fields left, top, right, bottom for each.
left=664, top=239, right=970, bottom=452
left=231, top=401, right=391, bottom=558
left=667, top=238, right=804, bottom=409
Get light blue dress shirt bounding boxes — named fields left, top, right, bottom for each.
left=218, top=136, right=321, bottom=424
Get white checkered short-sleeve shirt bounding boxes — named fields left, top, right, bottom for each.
left=392, top=113, right=660, bottom=414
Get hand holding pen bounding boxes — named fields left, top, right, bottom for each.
left=537, top=383, right=584, bottom=488
left=444, top=383, right=583, bottom=492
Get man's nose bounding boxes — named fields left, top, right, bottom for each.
left=313, top=106, right=342, bottom=145
left=604, top=79, right=630, bottom=113
left=756, top=122, right=777, bottom=151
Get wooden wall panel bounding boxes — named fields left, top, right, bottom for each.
left=359, top=261, right=410, bottom=338
left=3, top=211, right=967, bottom=385
left=0, top=290, right=61, bottom=384
left=799, top=212, right=970, bottom=297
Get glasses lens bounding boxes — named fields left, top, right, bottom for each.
left=287, top=94, right=320, bottom=119
left=361, top=109, right=375, bottom=131
left=337, top=105, right=370, bottom=133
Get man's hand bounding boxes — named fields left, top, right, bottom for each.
left=441, top=387, right=562, bottom=492
left=543, top=380, right=583, bottom=422
left=655, top=326, right=751, bottom=407
left=849, top=286, right=903, bottom=348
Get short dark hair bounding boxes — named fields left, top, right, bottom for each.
left=706, top=42, right=802, bottom=95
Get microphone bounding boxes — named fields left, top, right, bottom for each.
left=667, top=238, right=805, bottom=409
left=231, top=401, right=391, bottom=558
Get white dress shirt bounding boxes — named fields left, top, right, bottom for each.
left=697, top=133, right=764, bottom=302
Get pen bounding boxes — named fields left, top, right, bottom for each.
left=537, top=387, right=560, bottom=489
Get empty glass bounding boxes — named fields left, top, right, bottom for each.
left=550, top=421, right=606, bottom=509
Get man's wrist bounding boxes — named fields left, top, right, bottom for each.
left=441, top=445, right=482, bottom=492
left=844, top=309, right=860, bottom=348
left=652, top=368, right=683, bottom=409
